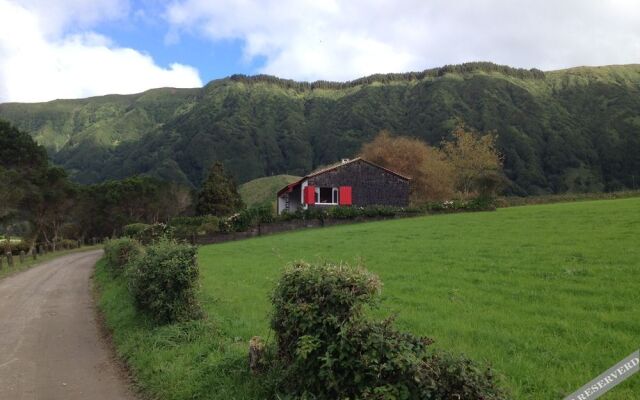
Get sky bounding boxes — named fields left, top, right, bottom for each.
left=0, top=0, right=639, bottom=103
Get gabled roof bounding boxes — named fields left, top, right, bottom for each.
left=277, top=157, right=410, bottom=196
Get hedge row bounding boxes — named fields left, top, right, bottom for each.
left=193, top=198, right=496, bottom=237
left=103, top=237, right=201, bottom=325
left=1, top=238, right=83, bottom=254
left=122, top=198, right=496, bottom=242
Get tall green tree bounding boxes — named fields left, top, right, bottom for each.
left=24, top=167, right=77, bottom=249
left=196, top=162, right=244, bottom=217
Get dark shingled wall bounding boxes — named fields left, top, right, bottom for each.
left=307, top=159, right=409, bottom=207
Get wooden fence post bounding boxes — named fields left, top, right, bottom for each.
left=32, top=249, right=37, bottom=260
left=7, top=252, right=14, bottom=268
left=0, top=255, right=3, bottom=269
left=248, top=336, right=265, bottom=375
left=19, top=251, right=25, bottom=264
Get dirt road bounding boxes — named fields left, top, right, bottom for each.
left=0, top=250, right=136, bottom=400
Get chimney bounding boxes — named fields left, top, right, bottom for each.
left=341, top=158, right=350, bottom=164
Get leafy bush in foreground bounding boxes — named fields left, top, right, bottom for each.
left=269, top=261, right=506, bottom=399
left=127, top=239, right=201, bottom=324
left=104, top=237, right=143, bottom=274
left=271, top=261, right=381, bottom=362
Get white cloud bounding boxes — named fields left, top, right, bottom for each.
left=0, top=0, right=202, bottom=103
left=165, top=0, right=640, bottom=81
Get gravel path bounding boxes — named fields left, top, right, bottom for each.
left=0, top=250, right=136, bottom=400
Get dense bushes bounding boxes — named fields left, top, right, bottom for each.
left=278, top=200, right=491, bottom=224
left=134, top=223, right=175, bottom=245
left=127, top=240, right=201, bottom=324
left=2, top=240, right=31, bottom=254
left=104, top=238, right=143, bottom=274
left=122, top=223, right=150, bottom=238
left=268, top=261, right=506, bottom=399
left=219, top=206, right=274, bottom=233
left=170, top=215, right=220, bottom=239
left=103, top=237, right=201, bottom=325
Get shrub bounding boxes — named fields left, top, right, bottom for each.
left=3, top=240, right=31, bottom=254
left=170, top=215, right=220, bottom=240
left=58, top=239, right=78, bottom=249
left=104, top=237, right=143, bottom=274
left=466, top=196, right=497, bottom=211
left=122, top=223, right=151, bottom=238
left=305, top=317, right=435, bottom=399
left=420, top=351, right=506, bottom=400
left=269, top=261, right=506, bottom=400
left=135, top=223, right=174, bottom=245
left=220, top=206, right=274, bottom=233
left=127, top=240, right=201, bottom=324
left=327, top=206, right=361, bottom=219
left=270, top=261, right=381, bottom=362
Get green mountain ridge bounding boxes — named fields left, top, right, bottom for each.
left=1, top=62, right=639, bottom=195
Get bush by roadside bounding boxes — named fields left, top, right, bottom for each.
left=104, top=238, right=143, bottom=275
left=126, top=239, right=201, bottom=325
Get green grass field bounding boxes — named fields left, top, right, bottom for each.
left=96, top=198, right=640, bottom=399
left=198, top=198, right=640, bottom=399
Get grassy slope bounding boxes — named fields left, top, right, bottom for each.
left=95, top=199, right=639, bottom=399
left=239, top=174, right=300, bottom=208
left=198, top=198, right=640, bottom=399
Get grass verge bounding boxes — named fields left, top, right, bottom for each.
left=93, top=259, right=266, bottom=400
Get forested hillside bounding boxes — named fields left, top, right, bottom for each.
left=1, top=62, right=639, bottom=195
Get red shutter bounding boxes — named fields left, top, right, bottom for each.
left=304, top=185, right=316, bottom=205
left=339, top=186, right=352, bottom=205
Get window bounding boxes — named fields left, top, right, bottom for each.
left=314, top=187, right=339, bottom=204
left=319, top=187, right=333, bottom=203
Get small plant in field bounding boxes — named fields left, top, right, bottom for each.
left=127, top=239, right=201, bottom=324
left=104, top=237, right=143, bottom=274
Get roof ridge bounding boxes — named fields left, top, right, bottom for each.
left=276, top=157, right=409, bottom=196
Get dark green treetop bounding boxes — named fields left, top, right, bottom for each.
left=196, top=162, right=244, bottom=217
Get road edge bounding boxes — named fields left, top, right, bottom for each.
left=90, top=257, right=147, bottom=400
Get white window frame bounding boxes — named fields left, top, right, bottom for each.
left=315, top=186, right=339, bottom=206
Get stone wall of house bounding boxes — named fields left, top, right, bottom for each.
left=307, top=159, right=409, bottom=207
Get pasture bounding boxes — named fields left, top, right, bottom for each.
left=198, top=198, right=640, bottom=399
